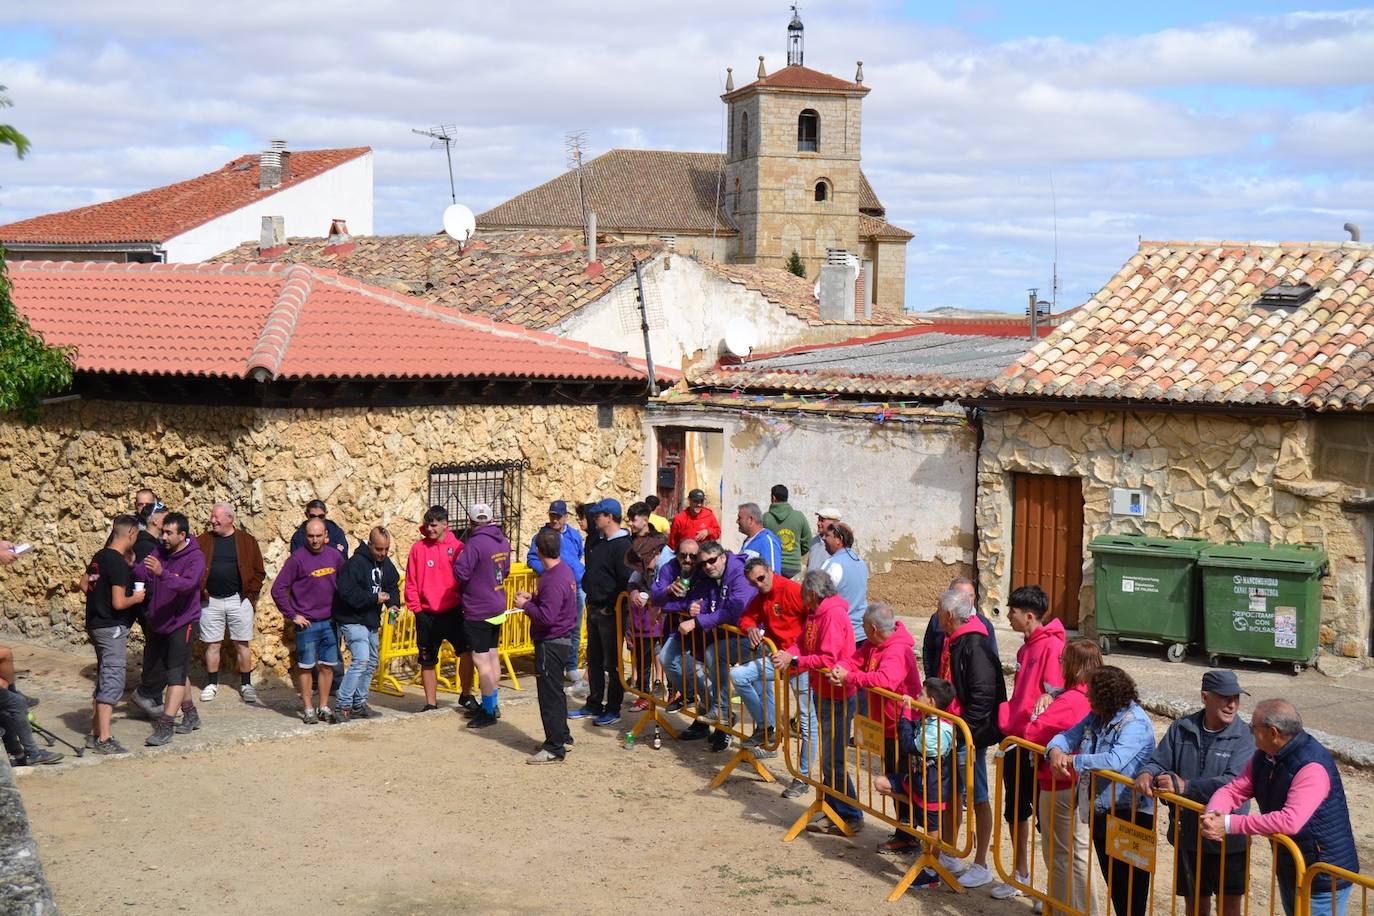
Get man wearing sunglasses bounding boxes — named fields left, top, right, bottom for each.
left=677, top=541, right=757, bottom=752
left=288, top=499, right=349, bottom=556
left=652, top=538, right=704, bottom=724
left=733, top=557, right=809, bottom=778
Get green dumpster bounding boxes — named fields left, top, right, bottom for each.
left=1088, top=534, right=1207, bottom=662
left=1198, top=542, right=1327, bottom=674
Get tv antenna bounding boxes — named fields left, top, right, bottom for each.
left=1050, top=173, right=1060, bottom=313
left=413, top=124, right=457, bottom=204
left=566, top=130, right=591, bottom=237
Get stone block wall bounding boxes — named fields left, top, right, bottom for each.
left=977, top=408, right=1370, bottom=658
left=0, top=399, right=644, bottom=677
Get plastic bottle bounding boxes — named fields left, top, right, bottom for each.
left=651, top=725, right=662, bottom=750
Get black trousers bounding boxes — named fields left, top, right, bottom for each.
left=535, top=640, right=572, bottom=755
left=1092, top=807, right=1153, bottom=916
left=137, top=616, right=167, bottom=699
left=884, top=733, right=912, bottom=826
left=586, top=608, right=624, bottom=714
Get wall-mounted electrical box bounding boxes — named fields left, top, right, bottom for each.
left=1110, top=487, right=1147, bottom=517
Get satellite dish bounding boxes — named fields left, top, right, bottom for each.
left=722, top=318, right=759, bottom=358
left=442, top=203, right=476, bottom=243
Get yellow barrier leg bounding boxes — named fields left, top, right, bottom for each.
left=501, top=648, right=521, bottom=691
left=709, top=746, right=777, bottom=790
left=888, top=850, right=964, bottom=901
left=784, top=787, right=851, bottom=841
left=628, top=702, right=679, bottom=741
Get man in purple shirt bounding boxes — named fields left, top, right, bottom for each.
left=514, top=527, right=577, bottom=763
left=271, top=519, right=341, bottom=724
left=134, top=511, right=207, bottom=747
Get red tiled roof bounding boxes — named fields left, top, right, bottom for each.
left=6, top=260, right=657, bottom=384
left=859, top=214, right=913, bottom=241
left=993, top=240, right=1374, bottom=410
left=723, top=64, right=870, bottom=99
left=698, top=261, right=919, bottom=327
left=0, top=148, right=370, bottom=245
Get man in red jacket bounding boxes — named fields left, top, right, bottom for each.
left=668, top=489, right=721, bottom=550
left=732, top=557, right=807, bottom=762
left=403, top=506, right=470, bottom=712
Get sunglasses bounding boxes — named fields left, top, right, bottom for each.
left=702, top=554, right=725, bottom=566
left=307, top=512, right=326, bottom=519
left=678, top=551, right=699, bottom=559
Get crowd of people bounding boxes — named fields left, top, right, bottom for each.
left=0, top=481, right=1363, bottom=916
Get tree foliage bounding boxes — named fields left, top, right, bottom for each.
left=784, top=249, right=806, bottom=278
left=0, top=251, right=76, bottom=424
left=0, top=85, right=30, bottom=159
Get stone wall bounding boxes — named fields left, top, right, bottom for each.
left=977, top=408, right=1369, bottom=658
left=0, top=399, right=644, bottom=677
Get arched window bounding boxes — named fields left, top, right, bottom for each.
left=740, top=112, right=750, bottom=157
left=814, top=179, right=830, bottom=202
left=798, top=109, right=819, bottom=152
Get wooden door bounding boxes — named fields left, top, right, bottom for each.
left=1011, top=473, right=1084, bottom=627
left=655, top=428, right=686, bottom=514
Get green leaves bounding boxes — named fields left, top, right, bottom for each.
left=785, top=249, right=806, bottom=279
left=0, top=85, right=30, bottom=159
left=0, top=249, right=76, bottom=422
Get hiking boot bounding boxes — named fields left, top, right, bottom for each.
left=174, top=706, right=201, bottom=734
left=352, top=703, right=375, bottom=719
left=130, top=691, right=163, bottom=720
left=146, top=717, right=175, bottom=747
left=239, top=684, right=260, bottom=705
left=302, top=708, right=318, bottom=725
left=781, top=778, right=808, bottom=799
left=18, top=747, right=63, bottom=766
left=200, top=683, right=219, bottom=702
left=92, top=736, right=129, bottom=755
left=334, top=706, right=353, bottom=723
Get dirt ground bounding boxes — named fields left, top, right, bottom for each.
left=11, top=639, right=1374, bottom=916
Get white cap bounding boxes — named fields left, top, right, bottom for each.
left=817, top=506, right=842, bottom=521
left=470, top=503, right=493, bottom=521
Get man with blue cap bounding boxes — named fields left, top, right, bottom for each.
left=527, top=499, right=585, bottom=686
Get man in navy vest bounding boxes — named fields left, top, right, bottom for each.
left=1203, top=698, right=1358, bottom=916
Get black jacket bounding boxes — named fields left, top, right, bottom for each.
left=582, top=529, right=632, bottom=611
left=922, top=610, right=1000, bottom=680
left=333, top=542, right=401, bottom=629
left=1140, top=709, right=1255, bottom=853
left=948, top=624, right=1006, bottom=748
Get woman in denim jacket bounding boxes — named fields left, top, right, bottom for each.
left=1046, top=666, right=1156, bottom=916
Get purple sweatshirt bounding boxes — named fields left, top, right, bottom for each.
left=522, top=561, right=577, bottom=641
left=453, top=523, right=512, bottom=621
left=134, top=537, right=206, bottom=635
left=271, top=545, right=341, bottom=622
left=695, top=552, right=757, bottom=630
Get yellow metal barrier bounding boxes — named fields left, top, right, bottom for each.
left=778, top=674, right=976, bottom=900
left=993, top=736, right=1313, bottom=916
left=1302, top=862, right=1370, bottom=916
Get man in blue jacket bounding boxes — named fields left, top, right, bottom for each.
left=527, top=500, right=586, bottom=687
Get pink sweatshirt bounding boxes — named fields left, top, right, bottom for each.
left=1207, top=759, right=1331, bottom=836
left=999, top=617, right=1066, bottom=738
left=843, top=620, right=921, bottom=736
left=1023, top=683, right=1090, bottom=791
left=403, top=528, right=464, bottom=615
left=785, top=595, right=856, bottom=701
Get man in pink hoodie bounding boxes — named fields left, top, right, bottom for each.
left=830, top=602, right=922, bottom=853
left=991, top=584, right=1065, bottom=900
left=773, top=569, right=860, bottom=834
left=403, top=506, right=468, bottom=712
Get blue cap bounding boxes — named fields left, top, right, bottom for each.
left=592, top=498, right=622, bottom=517
left=1201, top=669, right=1248, bottom=697
left=548, top=500, right=568, bottom=516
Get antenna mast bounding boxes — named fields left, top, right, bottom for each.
left=1050, top=173, right=1060, bottom=313
left=413, top=125, right=458, bottom=204
left=633, top=257, right=659, bottom=397
left=566, top=131, right=591, bottom=242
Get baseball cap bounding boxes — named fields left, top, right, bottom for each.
left=817, top=506, right=843, bottom=521
left=1201, top=669, right=1248, bottom=697
left=548, top=499, right=568, bottom=516
left=687, top=488, right=706, bottom=503
left=592, top=498, right=622, bottom=517
left=470, top=503, right=493, bottom=522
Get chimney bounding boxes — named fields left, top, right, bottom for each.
left=260, top=215, right=285, bottom=251
left=327, top=218, right=350, bottom=246
left=857, top=262, right=871, bottom=319
left=259, top=139, right=288, bottom=190
left=818, top=248, right=858, bottom=321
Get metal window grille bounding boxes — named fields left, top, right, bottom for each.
left=427, top=459, right=529, bottom=545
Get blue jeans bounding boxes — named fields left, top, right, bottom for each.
left=294, top=618, right=340, bottom=668
left=795, top=672, right=815, bottom=778
left=1281, top=881, right=1351, bottom=916
left=818, top=694, right=862, bottom=822
left=567, top=588, right=585, bottom=673
left=658, top=634, right=706, bottom=703
left=337, top=623, right=379, bottom=709
left=732, top=652, right=775, bottom=727
left=702, top=634, right=752, bottom=719
left=957, top=744, right=990, bottom=803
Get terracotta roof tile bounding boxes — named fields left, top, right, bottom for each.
left=6, top=260, right=657, bottom=385
left=993, top=240, right=1374, bottom=410
left=696, top=261, right=918, bottom=327
left=859, top=214, right=914, bottom=241
left=723, top=64, right=870, bottom=98
left=0, top=148, right=370, bottom=245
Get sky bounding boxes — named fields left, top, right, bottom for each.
left=0, top=1, right=1371, bottom=314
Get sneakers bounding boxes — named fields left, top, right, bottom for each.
left=568, top=705, right=601, bottom=720
left=592, top=711, right=622, bottom=727
left=352, top=703, right=375, bottom=719
left=92, top=736, right=128, bottom=755
left=17, top=747, right=63, bottom=765
left=334, top=706, right=353, bottom=723
left=318, top=707, right=335, bottom=724
left=679, top=721, right=710, bottom=740
left=302, top=708, right=319, bottom=725
left=913, top=868, right=942, bottom=890
left=629, top=698, right=651, bottom=712
left=84, top=733, right=98, bottom=749
left=958, top=863, right=993, bottom=889
left=527, top=748, right=564, bottom=764
left=751, top=746, right=778, bottom=759
left=781, top=777, right=808, bottom=799
left=130, top=690, right=163, bottom=720
left=420, top=704, right=439, bottom=713
left=939, top=853, right=967, bottom=876
left=708, top=728, right=731, bottom=752
left=239, top=684, right=259, bottom=705
left=146, top=717, right=175, bottom=747
left=458, top=695, right=481, bottom=714
left=664, top=693, right=686, bottom=713
left=808, top=815, right=863, bottom=836
left=1033, top=900, right=1044, bottom=914
left=744, top=726, right=774, bottom=748
left=174, top=706, right=201, bottom=734
left=467, top=711, right=499, bottom=729
left=991, top=876, right=1028, bottom=900
left=878, top=832, right=922, bottom=854
left=200, top=683, right=219, bottom=702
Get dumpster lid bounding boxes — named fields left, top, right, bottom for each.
left=1197, top=541, right=1327, bottom=574
left=1088, top=534, right=1208, bottom=558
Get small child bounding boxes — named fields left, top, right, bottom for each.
left=875, top=677, right=957, bottom=889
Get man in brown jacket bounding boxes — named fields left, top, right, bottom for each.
left=196, top=502, right=265, bottom=703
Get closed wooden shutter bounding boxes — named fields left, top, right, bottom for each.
left=1011, top=473, right=1084, bottom=627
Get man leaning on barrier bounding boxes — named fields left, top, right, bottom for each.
left=1203, top=699, right=1359, bottom=916
left=678, top=540, right=756, bottom=753
left=1136, top=669, right=1256, bottom=916
left=732, top=557, right=808, bottom=769
left=652, top=538, right=703, bottom=720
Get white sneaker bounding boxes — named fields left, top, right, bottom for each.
left=958, top=863, right=993, bottom=889
left=200, top=684, right=219, bottom=702
left=991, top=874, right=1028, bottom=899
left=938, top=853, right=967, bottom=876
left=1033, top=901, right=1043, bottom=914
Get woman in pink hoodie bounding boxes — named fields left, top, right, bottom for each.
left=1024, top=638, right=1101, bottom=916
left=992, top=585, right=1066, bottom=900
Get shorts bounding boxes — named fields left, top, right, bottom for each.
left=147, top=622, right=195, bottom=686
left=1002, top=746, right=1037, bottom=822
left=200, top=594, right=254, bottom=642
left=464, top=617, right=502, bottom=654
left=293, top=618, right=340, bottom=669
left=957, top=744, right=990, bottom=804
left=89, top=625, right=128, bottom=705
left=1175, top=845, right=1249, bottom=898
left=416, top=611, right=468, bottom=666
left=886, top=772, right=948, bottom=833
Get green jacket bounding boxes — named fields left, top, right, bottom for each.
left=762, top=502, right=811, bottom=575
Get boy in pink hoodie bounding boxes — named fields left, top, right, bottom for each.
left=992, top=584, right=1065, bottom=900
left=403, top=506, right=468, bottom=712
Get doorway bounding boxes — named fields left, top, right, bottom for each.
left=654, top=426, right=723, bottom=514
left=1010, top=473, right=1085, bottom=627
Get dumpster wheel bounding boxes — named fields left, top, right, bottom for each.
left=1097, top=635, right=1113, bottom=656
left=1165, top=643, right=1187, bottom=663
